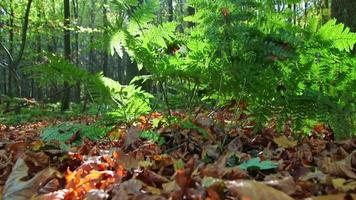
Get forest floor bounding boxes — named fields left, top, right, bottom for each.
left=0, top=104, right=355, bottom=200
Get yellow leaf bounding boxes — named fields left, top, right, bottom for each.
left=31, top=141, right=44, bottom=151
left=145, top=186, right=161, bottom=195
left=332, top=178, right=356, bottom=192
left=273, top=136, right=297, bottom=148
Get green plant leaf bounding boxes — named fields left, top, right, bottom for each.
left=238, top=158, right=278, bottom=170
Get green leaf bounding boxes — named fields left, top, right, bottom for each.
left=319, top=19, right=356, bottom=52
left=238, top=158, right=278, bottom=170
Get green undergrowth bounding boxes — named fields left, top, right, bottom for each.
left=0, top=102, right=100, bottom=125
left=41, top=122, right=112, bottom=150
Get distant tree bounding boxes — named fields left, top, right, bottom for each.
left=62, top=0, right=71, bottom=111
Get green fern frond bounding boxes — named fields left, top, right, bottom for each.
left=141, top=22, right=177, bottom=48
left=319, top=19, right=356, bottom=52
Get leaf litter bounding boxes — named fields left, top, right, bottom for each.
left=0, top=107, right=355, bottom=200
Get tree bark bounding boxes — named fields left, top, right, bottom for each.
left=7, top=0, right=14, bottom=98
left=11, top=0, right=33, bottom=97
left=167, top=0, right=173, bottom=22
left=88, top=0, right=96, bottom=72
left=73, top=0, right=81, bottom=103
left=331, top=0, right=356, bottom=32
left=102, top=0, right=109, bottom=77
left=61, top=0, right=71, bottom=111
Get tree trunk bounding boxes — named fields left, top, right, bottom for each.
left=33, top=2, right=43, bottom=99
left=331, top=0, right=356, bottom=32
left=7, top=0, right=14, bottom=98
left=73, top=0, right=81, bottom=103
left=88, top=0, right=96, bottom=72
left=61, top=0, right=71, bottom=111
left=102, top=0, right=109, bottom=77
left=11, top=0, right=33, bottom=97
left=167, top=0, right=173, bottom=22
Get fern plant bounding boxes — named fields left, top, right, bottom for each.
left=41, top=123, right=110, bottom=150
left=176, top=0, right=355, bottom=138
left=25, top=54, right=154, bottom=124
left=107, top=0, right=355, bottom=138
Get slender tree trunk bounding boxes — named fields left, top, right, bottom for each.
left=61, top=0, right=71, bottom=111
left=11, top=0, right=33, bottom=97
left=167, top=0, right=173, bottom=22
left=88, top=0, right=96, bottom=72
left=0, top=10, right=3, bottom=95
left=102, top=0, right=109, bottom=77
left=73, top=0, right=81, bottom=102
left=7, top=0, right=14, bottom=98
left=117, top=55, right=123, bottom=83
left=33, top=2, right=43, bottom=99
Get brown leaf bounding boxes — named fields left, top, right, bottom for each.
left=111, top=179, right=144, bottom=200
left=299, top=143, right=313, bottom=164
left=304, top=193, right=356, bottom=200
left=6, top=141, right=27, bottom=161
left=113, top=151, right=140, bottom=170
left=136, top=169, right=169, bottom=186
left=226, top=180, right=294, bottom=200
left=226, top=137, right=243, bottom=152
left=65, top=129, right=82, bottom=145
left=264, top=174, right=297, bottom=195
left=124, top=126, right=141, bottom=149
left=195, top=113, right=213, bottom=129
left=162, top=180, right=180, bottom=193
left=84, top=189, right=109, bottom=200
left=319, top=150, right=356, bottom=179
left=202, top=144, right=220, bottom=160
left=38, top=178, right=61, bottom=194
left=201, top=153, right=247, bottom=179
left=273, top=136, right=297, bottom=148
left=32, top=189, right=70, bottom=200
left=3, top=158, right=61, bottom=200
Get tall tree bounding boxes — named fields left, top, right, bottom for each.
left=102, top=0, right=109, bottom=77
left=7, top=0, right=33, bottom=97
left=167, top=0, right=173, bottom=22
left=61, top=0, right=71, bottom=111
left=331, top=0, right=356, bottom=32
left=73, top=0, right=81, bottom=102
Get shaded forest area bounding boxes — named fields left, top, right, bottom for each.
left=0, top=0, right=355, bottom=199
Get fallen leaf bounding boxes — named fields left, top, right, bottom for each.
left=273, top=136, right=297, bottom=148
left=162, top=180, right=180, bottom=193
left=226, top=180, right=294, bottom=200
left=124, top=126, right=141, bottom=149
left=238, top=157, right=279, bottom=171
left=84, top=189, right=109, bottom=200
left=111, top=179, right=144, bottom=200
left=31, top=189, right=70, bottom=200
left=264, top=174, right=297, bottom=195
left=3, top=158, right=61, bottom=200
left=319, top=150, right=356, bottom=179
left=305, top=193, right=356, bottom=200
left=201, top=153, right=247, bottom=179
left=65, top=129, right=82, bottom=145
left=332, top=178, right=356, bottom=192
left=31, top=140, right=45, bottom=152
